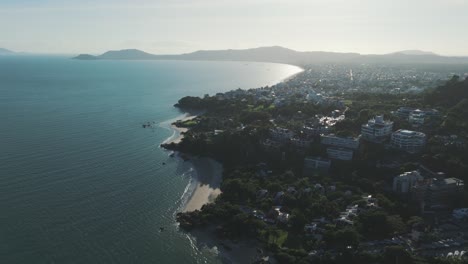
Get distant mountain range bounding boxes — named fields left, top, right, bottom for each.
left=73, top=46, right=468, bottom=66
left=391, top=50, right=438, bottom=56
left=0, top=48, right=15, bottom=55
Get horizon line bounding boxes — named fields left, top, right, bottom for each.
left=3, top=46, right=468, bottom=58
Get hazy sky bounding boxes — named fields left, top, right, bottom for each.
left=1, top=0, right=467, bottom=55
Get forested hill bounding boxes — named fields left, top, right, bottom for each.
left=425, top=76, right=468, bottom=134
left=425, top=75, right=468, bottom=107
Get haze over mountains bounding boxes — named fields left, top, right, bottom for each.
left=73, top=46, right=468, bottom=66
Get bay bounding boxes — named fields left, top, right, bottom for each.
left=0, top=56, right=301, bottom=263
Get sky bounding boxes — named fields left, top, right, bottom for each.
left=1, top=0, right=467, bottom=56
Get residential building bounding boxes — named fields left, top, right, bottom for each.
left=321, top=134, right=360, bottom=150
left=391, top=129, right=426, bottom=153
left=270, top=127, right=294, bottom=142
left=395, top=107, right=415, bottom=118
left=326, top=147, right=353, bottom=161
left=361, top=115, right=394, bottom=143
left=408, top=110, right=426, bottom=126
left=303, top=156, right=331, bottom=174
left=413, top=177, right=465, bottom=210
left=393, top=171, right=424, bottom=193
left=395, top=107, right=440, bottom=121
left=290, top=137, right=313, bottom=149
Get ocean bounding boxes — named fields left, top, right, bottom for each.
left=0, top=55, right=301, bottom=263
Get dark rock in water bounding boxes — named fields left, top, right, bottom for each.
left=142, top=122, right=152, bottom=128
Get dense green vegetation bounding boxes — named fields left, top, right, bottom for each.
left=167, top=76, right=468, bottom=263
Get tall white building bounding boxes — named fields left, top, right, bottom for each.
left=361, top=115, right=394, bottom=143
left=321, top=134, right=360, bottom=150
left=391, top=129, right=426, bottom=153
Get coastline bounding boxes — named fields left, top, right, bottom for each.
left=188, top=227, right=261, bottom=264
left=163, top=66, right=301, bottom=263
left=163, top=124, right=257, bottom=262
left=162, top=113, right=197, bottom=145
left=162, top=113, right=223, bottom=213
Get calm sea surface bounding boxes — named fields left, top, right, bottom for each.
left=0, top=56, right=301, bottom=263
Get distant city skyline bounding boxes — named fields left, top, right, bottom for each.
left=1, top=0, right=467, bottom=56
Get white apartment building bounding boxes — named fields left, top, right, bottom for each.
left=408, top=110, right=426, bottom=126
left=321, top=134, right=360, bottom=150
left=361, top=115, right=394, bottom=143
left=391, top=129, right=426, bottom=153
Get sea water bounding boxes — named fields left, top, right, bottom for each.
left=0, top=55, right=301, bottom=263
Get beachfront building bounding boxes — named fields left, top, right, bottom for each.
left=361, top=115, right=394, bottom=143
left=391, top=129, right=426, bottom=153
left=393, top=171, right=424, bottom=193
left=326, top=147, right=353, bottom=161
left=321, top=134, right=360, bottom=150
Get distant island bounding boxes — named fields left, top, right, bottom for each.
left=73, top=46, right=468, bottom=66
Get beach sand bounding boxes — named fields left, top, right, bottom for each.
left=183, top=157, right=222, bottom=212
left=165, top=114, right=197, bottom=145
left=163, top=113, right=223, bottom=212
left=166, top=114, right=259, bottom=263
left=181, top=159, right=264, bottom=263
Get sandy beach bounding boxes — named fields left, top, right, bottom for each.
left=183, top=157, right=223, bottom=212
left=164, top=114, right=197, bottom=145
left=166, top=114, right=259, bottom=263
left=162, top=113, right=223, bottom=212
